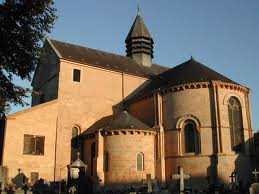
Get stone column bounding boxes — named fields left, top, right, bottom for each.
left=96, top=131, right=104, bottom=186
left=0, top=166, right=8, bottom=190
left=154, top=93, right=166, bottom=184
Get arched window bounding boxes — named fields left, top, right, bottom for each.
left=137, top=153, right=144, bottom=171
left=183, top=120, right=199, bottom=154
left=72, top=126, right=80, bottom=138
left=90, top=142, right=96, bottom=176
left=228, top=97, right=244, bottom=152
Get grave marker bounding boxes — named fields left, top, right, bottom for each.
left=11, top=169, right=28, bottom=189
left=250, top=183, right=259, bottom=194
left=171, top=166, right=190, bottom=194
left=253, top=169, right=259, bottom=183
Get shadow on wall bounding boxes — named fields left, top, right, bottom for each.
left=166, top=137, right=255, bottom=193
left=232, top=137, right=255, bottom=192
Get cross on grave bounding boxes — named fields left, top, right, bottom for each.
left=229, top=170, right=237, bottom=183
left=171, top=166, right=191, bottom=194
left=229, top=170, right=240, bottom=191
left=142, top=174, right=155, bottom=193
left=253, top=169, right=259, bottom=183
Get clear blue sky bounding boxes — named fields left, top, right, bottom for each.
left=12, top=0, right=259, bottom=130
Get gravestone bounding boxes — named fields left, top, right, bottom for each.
left=171, top=166, right=190, bottom=194
left=11, top=169, right=29, bottom=189
left=229, top=170, right=239, bottom=190
left=153, top=179, right=159, bottom=194
left=0, top=166, right=8, bottom=190
left=30, top=172, right=39, bottom=186
left=250, top=183, right=259, bottom=194
left=253, top=169, right=259, bottom=183
left=146, top=174, right=152, bottom=193
left=32, top=178, right=49, bottom=194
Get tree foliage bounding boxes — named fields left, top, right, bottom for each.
left=0, top=0, right=57, bottom=117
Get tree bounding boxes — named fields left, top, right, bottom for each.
left=0, top=0, right=57, bottom=117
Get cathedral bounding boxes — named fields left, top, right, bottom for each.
left=0, top=13, right=254, bottom=191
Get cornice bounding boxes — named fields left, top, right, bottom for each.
left=100, top=129, right=157, bottom=136
left=127, top=81, right=249, bottom=105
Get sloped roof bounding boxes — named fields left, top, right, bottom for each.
left=81, top=111, right=151, bottom=136
left=48, top=39, right=168, bottom=78
left=126, top=15, right=152, bottom=42
left=126, top=58, right=240, bottom=101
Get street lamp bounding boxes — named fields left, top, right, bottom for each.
left=67, top=152, right=87, bottom=194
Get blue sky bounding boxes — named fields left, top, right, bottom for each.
left=12, top=0, right=259, bottom=130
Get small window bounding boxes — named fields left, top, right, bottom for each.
left=73, top=69, right=81, bottom=82
left=23, top=134, right=45, bottom=155
left=72, top=127, right=79, bottom=138
left=137, top=153, right=144, bottom=171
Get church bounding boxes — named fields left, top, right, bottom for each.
left=0, top=13, right=254, bottom=191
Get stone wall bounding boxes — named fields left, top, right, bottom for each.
left=31, top=41, right=60, bottom=106
left=103, top=131, right=155, bottom=185
left=2, top=101, right=58, bottom=182
left=54, top=59, right=148, bottom=180
left=128, top=97, right=155, bottom=127
left=162, top=85, right=253, bottom=189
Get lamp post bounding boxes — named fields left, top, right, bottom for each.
left=59, top=165, right=68, bottom=194
left=67, top=152, right=87, bottom=194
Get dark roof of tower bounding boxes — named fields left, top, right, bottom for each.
left=126, top=15, right=152, bottom=42
left=80, top=111, right=152, bottom=136
left=48, top=39, right=167, bottom=77
left=125, top=58, right=241, bottom=101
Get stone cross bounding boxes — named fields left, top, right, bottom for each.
left=229, top=171, right=236, bottom=183
left=142, top=174, right=157, bottom=193
left=171, top=166, right=190, bottom=194
left=253, top=169, right=259, bottom=183
left=147, top=174, right=153, bottom=193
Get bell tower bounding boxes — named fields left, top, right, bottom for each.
left=125, top=14, right=154, bottom=67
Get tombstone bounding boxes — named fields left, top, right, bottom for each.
left=253, top=169, right=259, bottom=183
left=0, top=166, right=8, bottom=190
left=153, top=179, right=159, bottom=194
left=11, top=169, right=29, bottom=189
left=142, top=174, right=156, bottom=193
left=32, top=178, right=49, bottom=194
left=30, top=172, right=39, bottom=186
left=146, top=174, right=152, bottom=193
left=250, top=183, right=259, bottom=194
left=171, top=166, right=191, bottom=194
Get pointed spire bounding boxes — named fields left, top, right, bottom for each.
left=125, top=14, right=154, bottom=67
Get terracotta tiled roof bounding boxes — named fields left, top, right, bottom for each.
left=49, top=39, right=168, bottom=78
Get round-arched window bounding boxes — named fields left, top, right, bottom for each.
left=136, top=153, right=144, bottom=171
left=72, top=126, right=79, bottom=138
left=228, top=96, right=244, bottom=152
left=182, top=120, right=199, bottom=154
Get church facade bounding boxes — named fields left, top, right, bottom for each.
left=0, top=14, right=254, bottom=190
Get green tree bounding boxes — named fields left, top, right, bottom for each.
left=0, top=0, right=57, bottom=117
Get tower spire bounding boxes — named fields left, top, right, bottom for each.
left=125, top=14, right=154, bottom=67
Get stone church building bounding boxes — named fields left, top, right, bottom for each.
left=0, top=14, right=254, bottom=190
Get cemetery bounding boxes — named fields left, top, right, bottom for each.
left=0, top=153, right=259, bottom=194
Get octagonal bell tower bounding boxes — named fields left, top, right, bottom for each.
left=125, top=14, right=154, bottom=67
